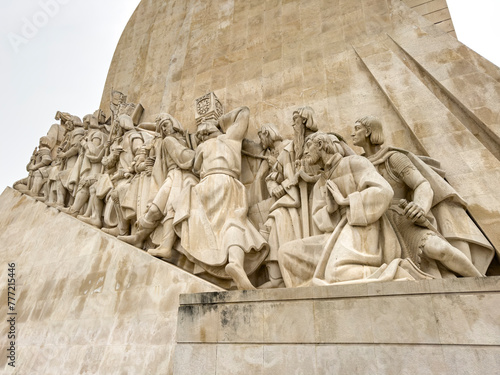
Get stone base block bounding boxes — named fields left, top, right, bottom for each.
left=175, top=277, right=500, bottom=374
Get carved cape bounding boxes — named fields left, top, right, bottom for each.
left=279, top=154, right=430, bottom=287
left=367, top=147, right=495, bottom=274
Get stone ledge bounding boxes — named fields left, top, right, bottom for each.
left=180, top=276, right=500, bottom=305
left=175, top=276, right=500, bottom=374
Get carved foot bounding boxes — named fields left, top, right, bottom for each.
left=77, top=215, right=102, bottom=228
left=117, top=234, right=142, bottom=248
left=258, top=277, right=285, bottom=289
left=101, top=227, right=121, bottom=237
left=147, top=246, right=172, bottom=259
left=59, top=207, right=79, bottom=217
left=225, top=263, right=256, bottom=290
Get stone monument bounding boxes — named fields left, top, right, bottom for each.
left=2, top=0, right=500, bottom=373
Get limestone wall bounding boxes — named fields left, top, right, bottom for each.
left=402, top=0, right=456, bottom=37
left=0, top=188, right=222, bottom=374
left=174, top=277, right=500, bottom=374
left=99, top=0, right=500, bottom=251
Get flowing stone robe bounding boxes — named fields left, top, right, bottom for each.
left=149, top=136, right=198, bottom=219
left=120, top=143, right=155, bottom=222
left=58, top=127, right=86, bottom=197
left=14, top=144, right=52, bottom=196
left=173, top=108, right=269, bottom=279
left=264, top=140, right=303, bottom=261
left=279, top=154, right=429, bottom=287
left=367, top=147, right=495, bottom=276
left=139, top=134, right=199, bottom=246
left=46, top=123, right=67, bottom=160
left=98, top=128, right=145, bottom=228
left=67, top=128, right=106, bottom=195
left=265, top=134, right=350, bottom=262
left=240, top=140, right=268, bottom=208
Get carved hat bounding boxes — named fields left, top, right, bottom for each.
left=293, top=106, right=318, bottom=132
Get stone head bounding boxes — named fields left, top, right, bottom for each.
left=352, top=116, right=384, bottom=147
left=83, top=114, right=91, bottom=131
left=303, top=132, right=339, bottom=166
left=156, top=113, right=184, bottom=138
left=292, top=106, right=317, bottom=133
left=196, top=120, right=221, bottom=143
left=258, top=123, right=282, bottom=149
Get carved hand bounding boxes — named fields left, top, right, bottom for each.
left=112, top=148, right=122, bottom=157
left=325, top=188, right=338, bottom=213
left=111, top=170, right=125, bottom=182
left=272, top=185, right=286, bottom=199
left=145, top=157, right=155, bottom=167
left=266, top=155, right=277, bottom=166
left=326, top=180, right=348, bottom=206
left=403, top=201, right=426, bottom=225
left=284, top=173, right=300, bottom=189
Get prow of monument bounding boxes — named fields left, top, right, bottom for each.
left=3, top=0, right=500, bottom=373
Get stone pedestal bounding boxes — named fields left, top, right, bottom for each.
left=175, top=277, right=500, bottom=374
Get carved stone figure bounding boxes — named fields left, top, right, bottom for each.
left=118, top=113, right=198, bottom=257
left=173, top=106, right=269, bottom=290
left=100, top=114, right=148, bottom=236
left=44, top=112, right=83, bottom=206
left=78, top=94, right=144, bottom=229
left=257, top=108, right=317, bottom=288
left=352, top=116, right=489, bottom=277
left=52, top=116, right=85, bottom=208
left=279, top=133, right=431, bottom=287
left=239, top=124, right=287, bottom=225
left=13, top=137, right=52, bottom=199
left=62, top=111, right=107, bottom=217
left=12, top=91, right=496, bottom=291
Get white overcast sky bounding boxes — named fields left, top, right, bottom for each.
left=0, top=0, right=499, bottom=191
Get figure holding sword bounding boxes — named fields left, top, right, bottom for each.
left=352, top=116, right=486, bottom=277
